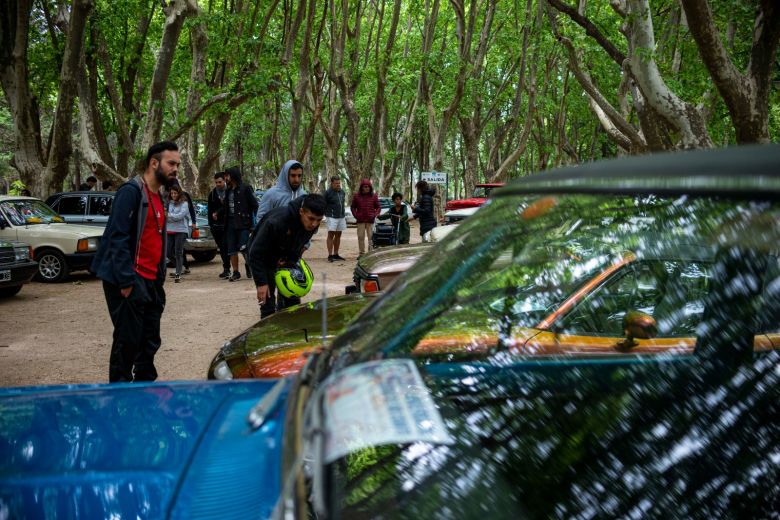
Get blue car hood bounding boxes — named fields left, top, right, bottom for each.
left=0, top=379, right=290, bottom=519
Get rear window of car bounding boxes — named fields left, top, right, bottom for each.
left=57, top=195, right=87, bottom=216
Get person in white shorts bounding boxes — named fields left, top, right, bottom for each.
left=323, top=176, right=347, bottom=261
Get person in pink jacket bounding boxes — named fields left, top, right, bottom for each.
left=350, top=178, right=381, bottom=255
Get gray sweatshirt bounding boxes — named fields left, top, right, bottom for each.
left=255, top=160, right=307, bottom=222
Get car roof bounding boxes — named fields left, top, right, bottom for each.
left=48, top=191, right=115, bottom=197
left=497, top=144, right=780, bottom=198
left=0, top=195, right=40, bottom=202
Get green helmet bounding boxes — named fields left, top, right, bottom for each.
left=275, top=258, right=313, bottom=298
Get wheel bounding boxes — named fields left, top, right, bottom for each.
left=0, top=285, right=22, bottom=297
left=190, top=250, right=217, bottom=263
left=35, top=248, right=70, bottom=283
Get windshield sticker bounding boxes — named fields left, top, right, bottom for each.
left=322, top=359, right=453, bottom=463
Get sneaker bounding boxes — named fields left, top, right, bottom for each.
left=327, top=255, right=335, bottom=262
left=183, top=267, right=191, bottom=275
left=169, top=271, right=176, bottom=278
left=218, top=269, right=230, bottom=279
left=174, top=274, right=181, bottom=283
left=333, top=254, right=346, bottom=261
left=229, top=271, right=241, bottom=282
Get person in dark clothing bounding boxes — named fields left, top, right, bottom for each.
left=323, top=176, right=347, bottom=261
left=249, top=194, right=326, bottom=318
left=208, top=171, right=230, bottom=278
left=80, top=176, right=97, bottom=191
left=220, top=166, right=259, bottom=281
left=412, top=180, right=437, bottom=239
left=92, top=141, right=180, bottom=383
left=377, top=192, right=410, bottom=244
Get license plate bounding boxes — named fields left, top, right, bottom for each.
left=0, top=270, right=10, bottom=282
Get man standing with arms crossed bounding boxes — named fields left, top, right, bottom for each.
left=92, top=141, right=180, bottom=382
left=323, top=176, right=346, bottom=261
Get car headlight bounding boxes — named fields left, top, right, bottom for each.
left=211, top=360, right=234, bottom=380
left=13, top=246, right=31, bottom=261
left=77, top=237, right=100, bottom=252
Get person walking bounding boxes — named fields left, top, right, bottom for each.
left=249, top=194, right=326, bottom=318
left=412, top=180, right=437, bottom=241
left=91, top=141, right=180, bottom=383
left=221, top=166, right=258, bottom=281
left=376, top=192, right=410, bottom=245
left=79, top=175, right=97, bottom=191
left=350, top=179, right=380, bottom=256
left=323, top=176, right=347, bottom=261
left=166, top=184, right=191, bottom=283
left=208, top=171, right=230, bottom=278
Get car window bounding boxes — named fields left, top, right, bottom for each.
left=556, top=259, right=710, bottom=337
left=88, top=195, right=113, bottom=216
left=57, top=195, right=88, bottom=216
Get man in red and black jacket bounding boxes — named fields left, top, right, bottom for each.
left=92, top=141, right=180, bottom=383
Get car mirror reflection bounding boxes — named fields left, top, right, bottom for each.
left=617, top=310, right=657, bottom=351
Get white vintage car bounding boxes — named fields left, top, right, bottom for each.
left=0, top=196, right=104, bottom=282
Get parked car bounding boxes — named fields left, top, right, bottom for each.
left=344, top=206, right=356, bottom=225
left=445, top=182, right=504, bottom=211
left=4, top=145, right=780, bottom=519
left=0, top=239, right=37, bottom=297
left=46, top=191, right=114, bottom=225
left=0, top=196, right=103, bottom=282
left=443, top=205, right=478, bottom=225
left=48, top=191, right=218, bottom=263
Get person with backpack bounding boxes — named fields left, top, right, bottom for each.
left=412, top=180, right=437, bottom=241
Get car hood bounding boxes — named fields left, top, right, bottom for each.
left=16, top=222, right=103, bottom=238
left=445, top=197, right=487, bottom=210
left=358, top=242, right=432, bottom=275
left=0, top=380, right=289, bottom=519
left=219, top=293, right=381, bottom=379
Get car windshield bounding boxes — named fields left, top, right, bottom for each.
left=312, top=190, right=780, bottom=518
left=471, top=186, right=493, bottom=198
left=1, top=200, right=64, bottom=225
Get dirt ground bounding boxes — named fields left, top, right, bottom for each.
left=0, top=221, right=422, bottom=388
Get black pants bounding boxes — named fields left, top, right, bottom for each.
left=212, top=224, right=230, bottom=270
left=103, top=277, right=166, bottom=382
left=260, top=268, right=300, bottom=318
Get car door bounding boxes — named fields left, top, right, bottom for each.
left=86, top=194, right=113, bottom=226
left=53, top=195, right=88, bottom=224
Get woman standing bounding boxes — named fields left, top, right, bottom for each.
left=350, top=179, right=380, bottom=256
left=166, top=185, right=191, bottom=283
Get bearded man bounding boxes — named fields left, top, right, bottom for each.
left=92, top=141, right=180, bottom=382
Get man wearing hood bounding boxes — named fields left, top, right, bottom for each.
left=249, top=194, right=326, bottom=318
left=256, top=160, right=307, bottom=222
left=220, top=166, right=258, bottom=281
left=350, top=178, right=381, bottom=256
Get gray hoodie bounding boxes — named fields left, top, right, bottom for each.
left=255, top=160, right=307, bottom=221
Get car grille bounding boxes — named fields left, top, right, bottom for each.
left=0, top=247, right=14, bottom=266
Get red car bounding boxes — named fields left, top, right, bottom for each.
left=445, top=182, right=504, bottom=211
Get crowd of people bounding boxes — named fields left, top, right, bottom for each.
left=91, top=140, right=437, bottom=383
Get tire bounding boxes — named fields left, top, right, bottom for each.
left=35, top=248, right=70, bottom=283
left=0, top=285, right=23, bottom=297
left=190, top=250, right=217, bottom=263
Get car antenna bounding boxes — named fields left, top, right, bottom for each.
left=321, top=272, right=327, bottom=350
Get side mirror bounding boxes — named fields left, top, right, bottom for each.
left=616, top=310, right=657, bottom=351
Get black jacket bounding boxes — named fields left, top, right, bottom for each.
left=323, top=187, right=346, bottom=218
left=91, top=176, right=167, bottom=287
left=220, top=176, right=258, bottom=230
left=207, top=187, right=227, bottom=228
left=414, top=189, right=437, bottom=235
left=248, top=197, right=319, bottom=286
